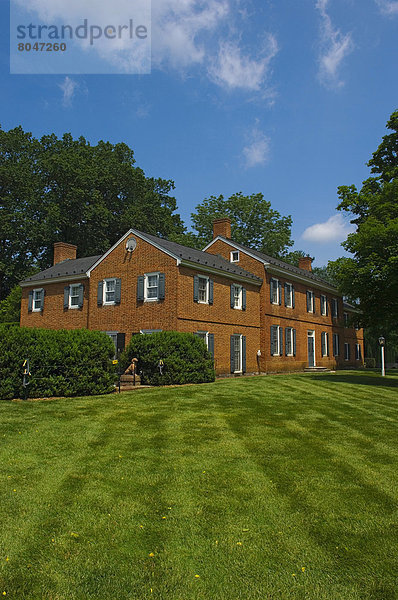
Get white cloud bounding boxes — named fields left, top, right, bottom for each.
left=58, top=76, right=78, bottom=106
left=315, top=0, right=354, bottom=89
left=209, top=35, right=278, bottom=91
left=375, top=0, right=398, bottom=15
left=302, top=213, right=355, bottom=243
left=242, top=126, right=270, bottom=168
left=13, top=0, right=277, bottom=92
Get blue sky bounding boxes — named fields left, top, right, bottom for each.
left=1, top=0, right=398, bottom=266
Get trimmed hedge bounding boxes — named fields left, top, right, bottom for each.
left=121, top=331, right=215, bottom=386
left=0, top=327, right=116, bottom=400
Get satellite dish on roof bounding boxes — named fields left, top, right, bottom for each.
left=126, top=237, right=137, bottom=252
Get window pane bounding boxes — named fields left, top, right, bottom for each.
left=198, top=277, right=207, bottom=302
left=105, top=280, right=115, bottom=302
left=146, top=274, right=158, bottom=298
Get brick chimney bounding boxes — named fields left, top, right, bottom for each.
left=53, top=242, right=77, bottom=265
left=213, top=218, right=231, bottom=239
left=298, top=256, right=313, bottom=272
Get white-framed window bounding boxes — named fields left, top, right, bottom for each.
left=355, top=343, right=362, bottom=360
left=32, top=289, right=44, bottom=312
left=320, top=294, right=327, bottom=316
left=230, top=250, right=240, bottom=263
left=271, top=325, right=282, bottom=356
left=285, top=327, right=294, bottom=356
left=343, top=312, right=349, bottom=326
left=198, top=276, right=209, bottom=303
left=344, top=343, right=350, bottom=361
left=285, top=283, right=293, bottom=308
left=104, top=278, right=116, bottom=305
left=195, top=331, right=214, bottom=357
left=144, top=272, right=160, bottom=301
left=321, top=332, right=329, bottom=357
left=270, top=278, right=280, bottom=305
left=69, top=284, right=81, bottom=309
left=231, top=334, right=245, bottom=373
left=233, top=284, right=242, bottom=309
left=333, top=333, right=340, bottom=357
left=331, top=298, right=339, bottom=318
left=306, top=290, right=315, bottom=313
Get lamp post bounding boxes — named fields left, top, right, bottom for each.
left=378, top=336, right=385, bottom=377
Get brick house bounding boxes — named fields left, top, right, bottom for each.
left=20, top=218, right=364, bottom=375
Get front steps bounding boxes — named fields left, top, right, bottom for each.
left=304, top=367, right=331, bottom=373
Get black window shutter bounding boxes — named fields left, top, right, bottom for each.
left=137, top=276, right=144, bottom=302
left=312, top=292, right=315, bottom=314
left=209, top=279, right=214, bottom=305
left=325, top=298, right=329, bottom=316
left=326, top=333, right=329, bottom=356
left=285, top=327, right=289, bottom=356
left=348, top=344, right=350, bottom=360
left=270, top=279, right=274, bottom=303
left=158, top=273, right=165, bottom=300
left=279, top=326, right=283, bottom=356
left=28, top=290, right=33, bottom=312
left=293, top=329, right=297, bottom=356
left=270, top=326, right=275, bottom=355
left=78, top=284, right=84, bottom=308
left=284, top=283, right=288, bottom=307
left=40, top=289, right=45, bottom=311
left=230, top=284, right=235, bottom=308
left=306, top=291, right=310, bottom=312
left=208, top=333, right=214, bottom=358
left=242, top=336, right=246, bottom=373
left=230, top=335, right=235, bottom=373
left=278, top=281, right=282, bottom=305
left=64, top=286, right=69, bottom=309
left=116, top=333, right=126, bottom=354
left=193, top=275, right=199, bottom=303
left=115, top=278, right=121, bottom=305
left=97, top=281, right=104, bottom=306
left=242, top=288, right=246, bottom=311
left=292, top=285, right=295, bottom=308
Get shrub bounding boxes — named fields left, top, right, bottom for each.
left=365, top=357, right=376, bottom=369
left=120, top=331, right=215, bottom=386
left=0, top=327, right=116, bottom=400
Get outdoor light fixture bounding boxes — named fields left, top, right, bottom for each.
left=378, top=336, right=386, bottom=377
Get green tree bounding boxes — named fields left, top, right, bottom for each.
left=189, top=192, right=294, bottom=256
left=0, top=285, right=22, bottom=323
left=0, top=127, right=185, bottom=300
left=329, top=110, right=398, bottom=331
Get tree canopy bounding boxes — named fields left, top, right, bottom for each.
left=329, top=110, right=398, bottom=331
left=187, top=192, right=294, bottom=257
left=0, top=126, right=185, bottom=300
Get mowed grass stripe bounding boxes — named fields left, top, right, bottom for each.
left=0, top=371, right=397, bottom=599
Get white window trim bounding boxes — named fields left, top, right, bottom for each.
left=197, top=331, right=210, bottom=349
left=320, top=294, right=327, bottom=316
left=230, top=250, right=240, bottom=263
left=321, top=332, right=329, bottom=357
left=32, top=288, right=43, bottom=312
left=307, top=290, right=315, bottom=313
left=272, top=325, right=281, bottom=356
left=285, top=283, right=293, bottom=309
left=355, top=343, right=361, bottom=360
left=308, top=330, right=316, bottom=366
left=271, top=278, right=280, bottom=305
left=233, top=284, right=243, bottom=310
left=285, top=327, right=294, bottom=356
left=69, top=283, right=81, bottom=309
left=233, top=334, right=243, bottom=373
left=198, top=275, right=209, bottom=304
left=144, top=272, right=160, bottom=302
left=103, top=278, right=117, bottom=306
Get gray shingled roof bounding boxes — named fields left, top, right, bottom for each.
left=140, top=231, right=262, bottom=283
left=22, top=255, right=101, bottom=283
left=213, top=236, right=337, bottom=289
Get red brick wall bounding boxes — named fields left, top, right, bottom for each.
left=206, top=239, right=365, bottom=372
left=20, top=279, right=89, bottom=330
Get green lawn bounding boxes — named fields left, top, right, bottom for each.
left=1, top=371, right=398, bottom=600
